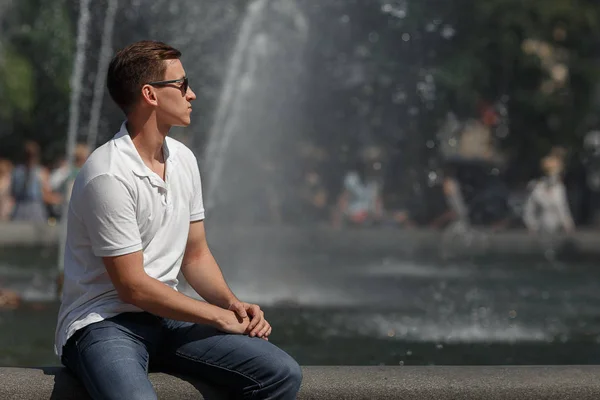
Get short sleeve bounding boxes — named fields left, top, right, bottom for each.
left=189, top=157, right=205, bottom=222
left=79, top=174, right=142, bottom=257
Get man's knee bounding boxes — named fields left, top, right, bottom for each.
left=283, top=356, right=303, bottom=391
left=264, top=350, right=303, bottom=393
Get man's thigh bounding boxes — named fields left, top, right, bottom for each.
left=62, top=312, right=161, bottom=400
left=157, top=320, right=301, bottom=397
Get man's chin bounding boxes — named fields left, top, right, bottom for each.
left=173, top=118, right=192, bottom=128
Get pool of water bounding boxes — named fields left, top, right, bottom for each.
left=2, top=242, right=600, bottom=366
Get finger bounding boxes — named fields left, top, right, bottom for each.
left=236, top=304, right=248, bottom=318
left=250, top=319, right=267, bottom=337
left=249, top=311, right=265, bottom=335
left=261, top=326, right=272, bottom=340
left=257, top=322, right=271, bottom=338
left=247, top=313, right=262, bottom=333
left=229, top=302, right=247, bottom=318
left=245, top=304, right=260, bottom=318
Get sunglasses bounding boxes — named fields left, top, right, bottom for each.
left=147, top=77, right=189, bottom=95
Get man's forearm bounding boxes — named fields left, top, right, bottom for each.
left=124, top=275, right=228, bottom=327
left=181, top=250, right=239, bottom=309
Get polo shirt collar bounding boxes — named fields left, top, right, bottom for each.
left=113, top=121, right=177, bottom=186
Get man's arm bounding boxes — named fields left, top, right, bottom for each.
left=103, top=250, right=249, bottom=334
left=181, top=220, right=272, bottom=339
left=180, top=220, right=239, bottom=309
left=81, top=174, right=246, bottom=334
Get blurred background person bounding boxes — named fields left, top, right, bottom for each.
left=48, top=153, right=70, bottom=221
left=523, top=153, right=575, bottom=235
left=0, top=159, right=14, bottom=221
left=286, top=141, right=330, bottom=225
left=297, top=166, right=329, bottom=224
left=48, top=153, right=70, bottom=195
left=425, top=165, right=467, bottom=230
left=332, top=146, right=384, bottom=228
left=0, top=285, right=20, bottom=310
left=47, top=143, right=90, bottom=222
left=67, top=143, right=91, bottom=196
left=10, top=140, right=61, bottom=222
left=441, top=164, right=470, bottom=231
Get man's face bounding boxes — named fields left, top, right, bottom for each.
left=153, top=59, right=196, bottom=128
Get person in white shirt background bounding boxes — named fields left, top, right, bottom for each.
left=523, top=152, right=575, bottom=235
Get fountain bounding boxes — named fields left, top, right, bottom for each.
left=57, top=0, right=91, bottom=277
left=176, top=0, right=309, bottom=297
left=2, top=0, right=598, bottom=370
left=202, top=0, right=309, bottom=218
left=86, top=0, right=118, bottom=150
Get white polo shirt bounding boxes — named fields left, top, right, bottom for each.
left=54, top=121, right=205, bottom=357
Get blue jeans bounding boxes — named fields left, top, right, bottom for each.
left=61, top=312, right=302, bottom=399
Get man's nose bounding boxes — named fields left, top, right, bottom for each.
left=187, top=87, right=197, bottom=100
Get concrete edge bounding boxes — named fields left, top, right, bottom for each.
left=2, top=223, right=599, bottom=257
left=2, top=366, right=600, bottom=399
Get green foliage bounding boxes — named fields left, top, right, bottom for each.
left=302, top=0, right=600, bottom=188
left=0, top=0, right=74, bottom=158
left=0, top=47, right=35, bottom=120
left=0, top=0, right=598, bottom=175
left=429, top=0, right=600, bottom=159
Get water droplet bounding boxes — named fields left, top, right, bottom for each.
left=542, top=291, right=550, bottom=300
left=392, top=91, right=407, bottom=104
left=402, top=33, right=411, bottom=41
left=369, top=32, right=379, bottom=43
left=428, top=171, right=438, bottom=181
left=441, top=25, right=456, bottom=39
left=496, top=125, right=509, bottom=138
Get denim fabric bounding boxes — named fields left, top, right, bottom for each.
left=62, top=312, right=302, bottom=400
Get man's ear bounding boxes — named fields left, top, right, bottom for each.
left=141, top=84, right=158, bottom=106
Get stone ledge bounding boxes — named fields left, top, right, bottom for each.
left=2, top=366, right=600, bottom=399
left=2, top=222, right=599, bottom=257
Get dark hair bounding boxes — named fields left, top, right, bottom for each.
left=107, top=40, right=182, bottom=114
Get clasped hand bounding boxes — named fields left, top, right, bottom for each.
left=226, top=301, right=272, bottom=340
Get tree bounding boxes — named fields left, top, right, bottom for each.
left=302, top=0, right=600, bottom=183
left=426, top=0, right=600, bottom=171
left=0, top=0, right=74, bottom=160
